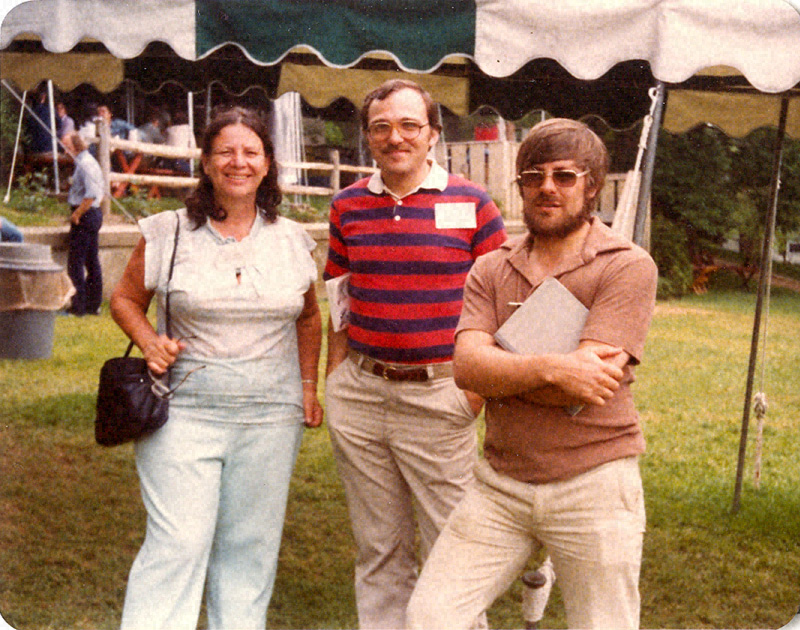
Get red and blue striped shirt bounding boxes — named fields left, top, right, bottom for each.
left=324, top=161, right=507, bottom=364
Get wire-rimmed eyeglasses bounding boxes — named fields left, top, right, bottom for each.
left=367, top=120, right=429, bottom=141
left=147, top=335, right=206, bottom=400
left=515, top=169, right=589, bottom=188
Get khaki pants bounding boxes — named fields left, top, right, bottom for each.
left=407, top=457, right=645, bottom=630
left=325, top=356, right=480, bottom=629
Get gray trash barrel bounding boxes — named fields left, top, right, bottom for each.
left=0, top=243, right=75, bottom=359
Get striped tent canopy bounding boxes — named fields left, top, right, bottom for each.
left=2, top=0, right=800, bottom=134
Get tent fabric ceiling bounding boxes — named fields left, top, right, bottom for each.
left=1, top=0, right=799, bottom=134
left=276, top=62, right=470, bottom=117
left=665, top=89, right=800, bottom=139
left=3, top=0, right=799, bottom=91
left=475, top=0, right=800, bottom=91
left=0, top=49, right=123, bottom=92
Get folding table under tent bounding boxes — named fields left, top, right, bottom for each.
left=3, top=0, right=800, bottom=512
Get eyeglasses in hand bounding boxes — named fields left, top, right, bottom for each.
left=147, top=336, right=205, bottom=400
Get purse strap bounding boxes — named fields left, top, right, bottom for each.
left=124, top=212, right=181, bottom=357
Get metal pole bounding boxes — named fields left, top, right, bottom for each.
left=187, top=91, right=195, bottom=176
left=731, top=95, right=789, bottom=514
left=633, top=81, right=665, bottom=248
left=98, top=118, right=112, bottom=216
left=47, top=79, right=60, bottom=193
left=3, top=88, right=27, bottom=204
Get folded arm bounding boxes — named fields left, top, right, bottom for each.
left=453, top=330, right=626, bottom=407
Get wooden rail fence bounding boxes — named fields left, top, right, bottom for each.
left=95, top=121, right=629, bottom=222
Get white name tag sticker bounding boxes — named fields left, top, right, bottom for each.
left=434, top=203, right=477, bottom=229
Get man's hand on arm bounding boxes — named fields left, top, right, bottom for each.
left=525, top=344, right=626, bottom=407
left=454, top=331, right=627, bottom=407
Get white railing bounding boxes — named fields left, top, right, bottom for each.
left=436, top=140, right=629, bottom=221
left=95, top=121, right=377, bottom=214
left=95, top=122, right=631, bottom=222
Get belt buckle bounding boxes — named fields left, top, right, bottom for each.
left=382, top=365, right=401, bottom=381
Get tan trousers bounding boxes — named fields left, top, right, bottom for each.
left=407, top=457, right=645, bottom=630
left=325, top=356, right=480, bottom=630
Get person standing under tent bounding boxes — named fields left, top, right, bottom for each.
left=27, top=90, right=51, bottom=153
left=61, top=131, right=104, bottom=316
left=165, top=110, right=197, bottom=174
left=323, top=78, right=506, bottom=629
left=96, top=103, right=135, bottom=140
left=407, top=118, right=658, bottom=630
left=56, top=102, right=75, bottom=141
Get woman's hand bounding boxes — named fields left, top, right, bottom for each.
left=142, top=334, right=185, bottom=375
left=302, top=382, right=324, bottom=428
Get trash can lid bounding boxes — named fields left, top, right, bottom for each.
left=0, top=243, right=63, bottom=272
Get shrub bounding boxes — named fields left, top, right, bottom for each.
left=651, top=214, right=693, bottom=298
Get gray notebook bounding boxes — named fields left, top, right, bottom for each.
left=494, top=277, right=589, bottom=415
left=494, top=277, right=588, bottom=355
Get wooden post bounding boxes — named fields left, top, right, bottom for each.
left=97, top=119, right=112, bottom=216
left=330, top=149, right=341, bottom=195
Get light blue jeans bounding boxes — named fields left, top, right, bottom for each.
left=120, top=408, right=304, bottom=630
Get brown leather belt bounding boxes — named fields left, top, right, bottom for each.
left=348, top=349, right=453, bottom=382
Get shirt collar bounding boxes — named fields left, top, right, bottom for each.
left=505, top=217, right=635, bottom=288
left=203, top=208, right=266, bottom=244
left=366, top=159, right=448, bottom=198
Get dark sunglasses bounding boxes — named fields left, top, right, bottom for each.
left=516, top=169, right=589, bottom=188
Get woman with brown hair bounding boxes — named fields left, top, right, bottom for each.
left=110, top=106, right=322, bottom=630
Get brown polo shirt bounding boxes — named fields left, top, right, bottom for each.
left=457, top=218, right=658, bottom=483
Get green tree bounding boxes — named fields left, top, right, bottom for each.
left=651, top=123, right=800, bottom=295
left=651, top=125, right=737, bottom=294
left=729, top=128, right=800, bottom=272
left=653, top=125, right=738, bottom=254
left=1, top=89, right=27, bottom=181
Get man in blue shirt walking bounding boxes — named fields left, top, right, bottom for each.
left=62, top=132, right=105, bottom=316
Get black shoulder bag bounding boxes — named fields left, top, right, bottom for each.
left=95, top=215, right=180, bottom=446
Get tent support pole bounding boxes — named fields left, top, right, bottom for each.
left=3, top=88, right=27, bottom=204
left=732, top=95, right=789, bottom=514
left=633, top=81, right=665, bottom=248
left=47, top=80, right=60, bottom=193
left=187, top=91, right=195, bottom=176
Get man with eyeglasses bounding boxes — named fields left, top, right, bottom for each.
left=407, top=118, right=658, bottom=630
left=323, top=79, right=506, bottom=629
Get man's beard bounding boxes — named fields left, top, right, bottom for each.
left=524, top=201, right=592, bottom=239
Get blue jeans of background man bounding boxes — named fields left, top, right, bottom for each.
left=67, top=206, right=103, bottom=315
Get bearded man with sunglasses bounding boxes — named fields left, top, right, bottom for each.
left=323, top=79, right=506, bottom=629
left=407, top=118, right=658, bottom=630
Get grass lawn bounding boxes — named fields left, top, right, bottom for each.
left=1, top=286, right=799, bottom=629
